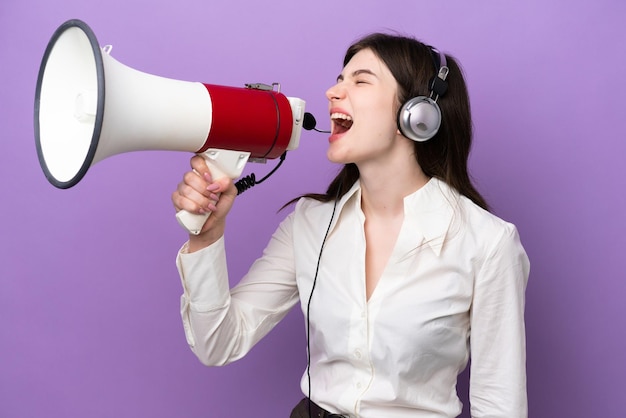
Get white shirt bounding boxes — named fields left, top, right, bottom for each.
left=176, top=178, right=530, bottom=418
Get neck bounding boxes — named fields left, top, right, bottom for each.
left=358, top=160, right=430, bottom=218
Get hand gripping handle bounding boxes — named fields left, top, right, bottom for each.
left=175, top=149, right=250, bottom=235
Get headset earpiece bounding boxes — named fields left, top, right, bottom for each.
left=397, top=47, right=449, bottom=142
left=398, top=96, right=442, bottom=142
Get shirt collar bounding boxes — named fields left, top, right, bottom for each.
left=328, top=177, right=457, bottom=256
left=326, top=179, right=361, bottom=234
left=403, top=177, right=457, bottom=256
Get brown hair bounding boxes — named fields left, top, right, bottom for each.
left=288, top=32, right=488, bottom=211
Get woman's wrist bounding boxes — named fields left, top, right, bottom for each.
left=187, top=227, right=224, bottom=252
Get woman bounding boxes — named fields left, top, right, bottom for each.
left=172, top=33, right=530, bottom=418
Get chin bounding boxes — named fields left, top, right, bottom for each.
left=326, top=148, right=350, bottom=165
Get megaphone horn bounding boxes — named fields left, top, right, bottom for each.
left=34, top=19, right=306, bottom=234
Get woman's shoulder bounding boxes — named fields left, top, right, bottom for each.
left=293, top=195, right=339, bottom=218
left=422, top=178, right=520, bottom=241
left=292, top=182, right=360, bottom=218
left=463, top=193, right=512, bottom=224
left=456, top=194, right=527, bottom=259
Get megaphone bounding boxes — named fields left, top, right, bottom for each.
left=34, top=19, right=306, bottom=235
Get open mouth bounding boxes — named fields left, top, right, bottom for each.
left=331, top=112, right=353, bottom=134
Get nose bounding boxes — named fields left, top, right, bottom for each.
left=326, top=82, right=345, bottom=101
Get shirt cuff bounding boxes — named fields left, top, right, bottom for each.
left=176, top=236, right=230, bottom=312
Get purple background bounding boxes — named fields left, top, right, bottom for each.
left=1, top=1, right=625, bottom=417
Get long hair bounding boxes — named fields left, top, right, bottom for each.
left=288, top=32, right=488, bottom=211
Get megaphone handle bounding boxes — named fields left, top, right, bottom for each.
left=175, top=149, right=251, bottom=235
left=175, top=208, right=210, bottom=236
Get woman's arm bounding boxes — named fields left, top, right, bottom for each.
left=172, top=154, right=300, bottom=365
left=176, top=207, right=300, bottom=366
left=469, top=224, right=530, bottom=418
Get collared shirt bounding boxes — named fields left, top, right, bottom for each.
left=176, top=178, right=530, bottom=418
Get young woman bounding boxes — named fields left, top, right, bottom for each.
left=172, top=33, right=530, bottom=418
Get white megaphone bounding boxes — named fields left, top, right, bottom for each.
left=34, top=19, right=306, bottom=235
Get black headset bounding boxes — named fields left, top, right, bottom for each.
left=397, top=47, right=449, bottom=142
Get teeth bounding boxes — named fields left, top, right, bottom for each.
left=331, top=112, right=353, bottom=131
left=331, top=112, right=353, bottom=121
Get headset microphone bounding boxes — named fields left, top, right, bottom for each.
left=303, top=112, right=330, bottom=133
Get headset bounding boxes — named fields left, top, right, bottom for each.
left=397, top=47, right=450, bottom=142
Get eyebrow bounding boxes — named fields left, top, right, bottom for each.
left=336, top=69, right=378, bottom=82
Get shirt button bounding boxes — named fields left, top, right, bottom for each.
left=356, top=382, right=362, bottom=389
left=354, top=349, right=362, bottom=359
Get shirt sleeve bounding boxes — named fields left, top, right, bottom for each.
left=176, top=212, right=300, bottom=366
left=469, top=223, right=530, bottom=418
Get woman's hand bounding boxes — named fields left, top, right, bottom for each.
left=172, top=155, right=238, bottom=251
